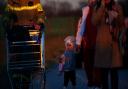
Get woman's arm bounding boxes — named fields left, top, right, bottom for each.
left=76, top=6, right=89, bottom=46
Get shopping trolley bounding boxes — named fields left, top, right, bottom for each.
left=6, top=25, right=46, bottom=89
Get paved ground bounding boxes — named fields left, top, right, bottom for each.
left=0, top=64, right=128, bottom=89
left=118, top=69, right=128, bottom=89
left=44, top=64, right=128, bottom=89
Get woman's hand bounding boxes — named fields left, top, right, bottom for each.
left=108, top=10, right=118, bottom=23
left=76, top=44, right=81, bottom=53
left=109, top=10, right=118, bottom=18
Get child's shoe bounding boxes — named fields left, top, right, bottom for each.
left=63, top=86, right=67, bottom=89
left=72, top=86, right=76, bottom=89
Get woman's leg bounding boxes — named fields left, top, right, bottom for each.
left=101, top=68, right=109, bottom=89
left=110, top=69, right=118, bottom=89
left=83, top=48, right=94, bottom=87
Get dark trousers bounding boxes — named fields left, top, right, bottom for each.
left=64, top=70, right=76, bottom=87
left=101, top=68, right=118, bottom=89
left=123, top=49, right=128, bottom=68
left=83, top=48, right=101, bottom=87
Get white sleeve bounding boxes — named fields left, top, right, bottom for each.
left=76, top=6, right=90, bottom=45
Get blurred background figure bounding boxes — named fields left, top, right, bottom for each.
left=6, top=0, right=45, bottom=42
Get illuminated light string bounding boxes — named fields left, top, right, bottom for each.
left=7, top=3, right=43, bottom=11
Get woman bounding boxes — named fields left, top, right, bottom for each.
left=76, top=0, right=102, bottom=88
left=92, top=0, right=124, bottom=89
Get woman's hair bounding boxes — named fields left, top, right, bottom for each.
left=95, top=0, right=115, bottom=10
left=95, top=0, right=102, bottom=10
left=106, top=0, right=115, bottom=10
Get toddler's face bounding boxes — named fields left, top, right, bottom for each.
left=66, top=43, right=74, bottom=50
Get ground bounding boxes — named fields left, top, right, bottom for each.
left=45, top=65, right=128, bottom=89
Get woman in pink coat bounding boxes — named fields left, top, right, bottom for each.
left=92, top=0, right=124, bottom=89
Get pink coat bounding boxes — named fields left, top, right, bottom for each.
left=92, top=3, right=124, bottom=68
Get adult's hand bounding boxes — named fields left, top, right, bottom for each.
left=76, top=44, right=81, bottom=53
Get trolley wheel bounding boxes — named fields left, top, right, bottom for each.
left=11, top=72, right=31, bottom=89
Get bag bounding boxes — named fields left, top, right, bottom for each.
left=58, top=63, right=64, bottom=72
